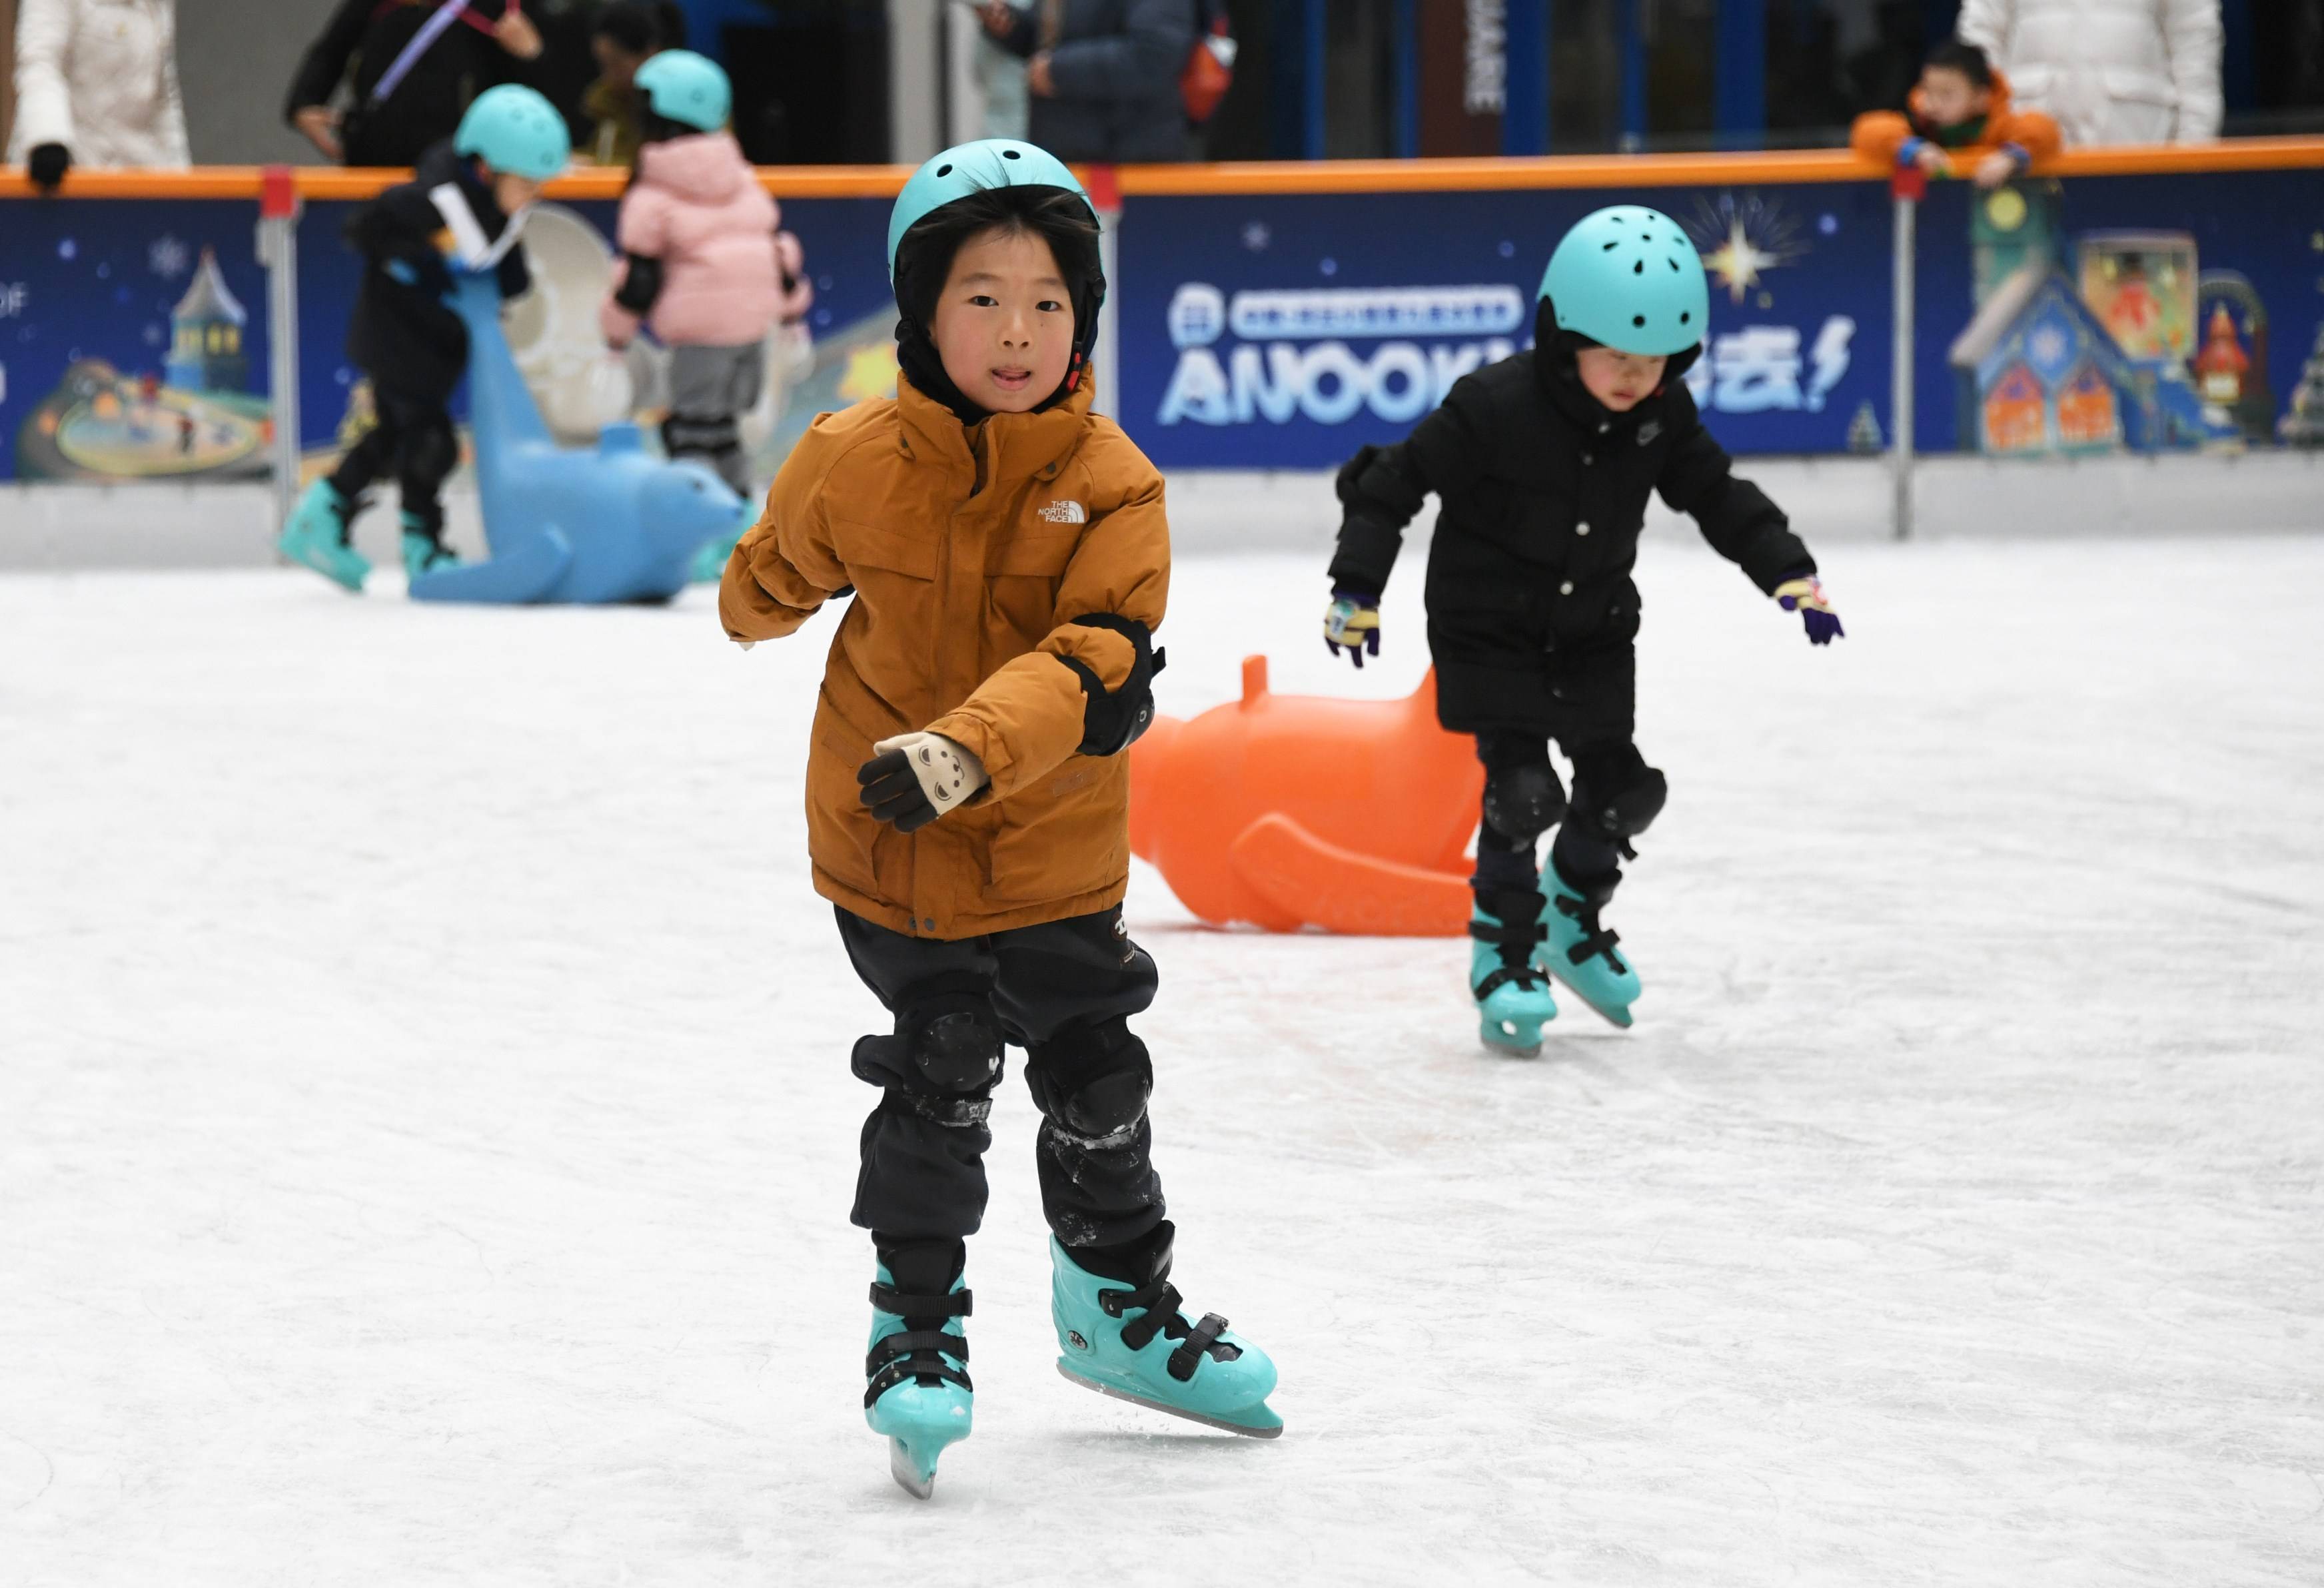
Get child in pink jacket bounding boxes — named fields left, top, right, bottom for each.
left=599, top=49, right=813, bottom=502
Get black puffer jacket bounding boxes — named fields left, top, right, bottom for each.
left=344, top=142, right=533, bottom=404
left=993, top=0, right=1195, bottom=163
left=286, top=0, right=542, bottom=169
left=1330, top=305, right=1815, bottom=737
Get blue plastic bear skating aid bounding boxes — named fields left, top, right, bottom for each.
left=406, top=275, right=743, bottom=605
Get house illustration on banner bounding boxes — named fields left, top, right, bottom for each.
left=164, top=248, right=249, bottom=395
left=1950, top=267, right=2155, bottom=454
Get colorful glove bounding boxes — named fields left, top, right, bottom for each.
left=858, top=731, right=989, bottom=833
left=1773, top=577, right=1845, bottom=645
left=1323, top=588, right=1381, bottom=669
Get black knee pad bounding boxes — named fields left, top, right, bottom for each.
left=1025, top=1016, right=1152, bottom=1149
left=1568, top=744, right=1668, bottom=849
left=397, top=415, right=458, bottom=498
left=1482, top=760, right=1568, bottom=845
left=851, top=997, right=1004, bottom=1127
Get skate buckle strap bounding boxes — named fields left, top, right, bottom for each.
left=868, top=1282, right=973, bottom=1319
left=1469, top=915, right=1551, bottom=1001
left=1098, top=1278, right=1243, bottom=1369
left=863, top=1328, right=972, bottom=1407
left=1166, top=1313, right=1231, bottom=1384
left=1554, top=893, right=1628, bottom=974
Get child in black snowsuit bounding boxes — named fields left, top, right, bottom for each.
left=279, top=86, right=569, bottom=594
left=1323, top=204, right=1843, bottom=1050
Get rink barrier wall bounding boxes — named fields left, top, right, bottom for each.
left=4, top=139, right=2323, bottom=546
left=7, top=138, right=2323, bottom=202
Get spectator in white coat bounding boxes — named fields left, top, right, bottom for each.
left=1957, top=0, right=2223, bottom=145
left=9, top=0, right=188, bottom=192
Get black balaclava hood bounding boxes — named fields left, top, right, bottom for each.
left=891, top=198, right=1107, bottom=430
left=1532, top=295, right=1704, bottom=420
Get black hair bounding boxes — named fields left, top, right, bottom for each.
left=892, top=184, right=1104, bottom=336
left=1924, top=39, right=1995, bottom=88
left=638, top=111, right=699, bottom=146
left=593, top=1, right=686, bottom=56
left=891, top=184, right=1108, bottom=424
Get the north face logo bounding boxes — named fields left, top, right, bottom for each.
left=1636, top=420, right=1664, bottom=446
left=1038, top=500, right=1087, bottom=524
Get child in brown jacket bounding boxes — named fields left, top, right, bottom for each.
left=1852, top=39, right=2063, bottom=189
left=718, top=140, right=1281, bottom=1497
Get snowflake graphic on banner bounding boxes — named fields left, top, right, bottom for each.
left=149, top=235, right=192, bottom=280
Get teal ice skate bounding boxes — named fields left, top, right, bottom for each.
left=1539, top=863, right=1640, bottom=1028
left=401, top=515, right=461, bottom=580
left=1051, top=1229, right=1281, bottom=1437
left=864, top=1262, right=973, bottom=1499
left=278, top=479, right=370, bottom=592
left=689, top=508, right=747, bottom=584
left=1470, top=887, right=1558, bottom=1056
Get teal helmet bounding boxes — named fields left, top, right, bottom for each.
left=636, top=49, right=731, bottom=133
left=454, top=85, right=570, bottom=182
left=886, top=139, right=1095, bottom=282
left=1539, top=206, right=1709, bottom=357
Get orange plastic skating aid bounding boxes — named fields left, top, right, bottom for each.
left=1127, top=656, right=1484, bottom=936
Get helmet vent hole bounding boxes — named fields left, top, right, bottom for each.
left=1680, top=311, right=1692, bottom=324
left=1002, top=148, right=1022, bottom=159
left=1633, top=315, right=1646, bottom=327
left=1602, top=240, right=1620, bottom=250
left=1632, top=260, right=1644, bottom=274
left=936, top=163, right=953, bottom=177
left=1669, top=258, right=1681, bottom=270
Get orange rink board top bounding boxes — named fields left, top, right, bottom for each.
left=2, top=137, right=2321, bottom=202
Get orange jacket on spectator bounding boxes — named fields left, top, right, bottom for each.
left=1852, top=70, right=2063, bottom=168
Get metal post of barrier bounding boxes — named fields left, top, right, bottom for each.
left=1089, top=165, right=1121, bottom=420
left=257, top=165, right=302, bottom=536
left=1889, top=167, right=1924, bottom=542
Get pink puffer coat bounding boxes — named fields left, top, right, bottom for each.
left=600, top=132, right=812, bottom=350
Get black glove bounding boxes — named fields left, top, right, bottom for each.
left=28, top=143, right=71, bottom=194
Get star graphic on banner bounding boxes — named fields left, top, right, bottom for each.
left=838, top=344, right=899, bottom=404
left=1702, top=214, right=1781, bottom=305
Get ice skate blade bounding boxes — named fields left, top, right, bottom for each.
left=1055, top=1360, right=1285, bottom=1438
left=887, top=1437, right=936, bottom=1499
left=1478, top=1020, right=1545, bottom=1058
left=1544, top=972, right=1635, bottom=1030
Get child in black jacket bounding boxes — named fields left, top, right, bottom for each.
left=279, top=86, right=569, bottom=594
left=1324, top=205, right=1844, bottom=1052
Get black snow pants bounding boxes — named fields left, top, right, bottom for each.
left=327, top=386, right=458, bottom=542
left=836, top=904, right=1167, bottom=1257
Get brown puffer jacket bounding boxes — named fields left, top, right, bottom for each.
left=720, top=374, right=1169, bottom=940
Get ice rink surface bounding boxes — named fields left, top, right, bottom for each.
left=4, top=532, right=2321, bottom=1586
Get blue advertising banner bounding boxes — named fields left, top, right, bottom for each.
left=1910, top=169, right=2324, bottom=456
left=0, top=200, right=275, bottom=482
left=1113, top=183, right=1900, bottom=468
left=4, top=167, right=2319, bottom=482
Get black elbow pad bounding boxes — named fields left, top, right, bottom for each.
left=613, top=254, right=665, bottom=314
left=1055, top=614, right=1167, bottom=757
